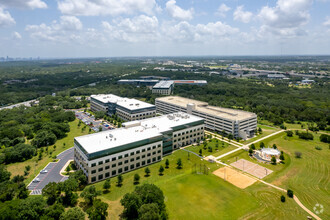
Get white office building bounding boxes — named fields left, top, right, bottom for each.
left=152, top=81, right=174, bottom=95
left=155, top=96, right=257, bottom=139
left=74, top=112, right=204, bottom=183
left=90, top=94, right=156, bottom=121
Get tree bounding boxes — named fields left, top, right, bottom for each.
left=271, top=156, right=277, bottom=165
left=259, top=142, right=265, bottom=148
left=117, top=174, right=123, bottom=186
left=285, top=130, right=293, bottom=137
left=121, top=192, right=142, bottom=219
left=165, top=159, right=169, bottom=168
left=44, top=203, right=65, bottom=220
left=18, top=196, right=47, bottom=220
left=287, top=189, right=294, bottom=198
left=0, top=165, right=11, bottom=182
left=60, top=207, right=85, bottom=220
left=281, top=195, right=286, bottom=202
left=279, top=153, right=285, bottom=161
left=273, top=144, right=277, bottom=149
left=68, top=170, right=87, bottom=189
left=208, top=146, right=213, bottom=152
left=215, top=143, right=219, bottom=150
left=176, top=158, right=182, bottom=169
left=103, top=179, right=110, bottom=192
left=159, top=165, right=164, bottom=176
left=199, top=149, right=202, bottom=156
left=228, top=133, right=233, bottom=140
left=319, top=134, right=330, bottom=143
left=295, top=151, right=302, bottom=158
left=86, top=200, right=109, bottom=220
left=145, top=167, right=151, bottom=177
left=250, top=144, right=256, bottom=150
left=203, top=142, right=207, bottom=150
left=248, top=148, right=253, bottom=156
left=42, top=182, right=60, bottom=205
left=25, top=165, right=31, bottom=172
left=80, top=185, right=101, bottom=205
left=134, top=174, right=140, bottom=185
left=138, top=203, right=161, bottom=220
left=258, top=127, right=263, bottom=134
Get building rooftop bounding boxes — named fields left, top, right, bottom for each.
left=91, top=94, right=155, bottom=110
left=153, top=80, right=174, bottom=89
left=156, top=96, right=256, bottom=121
left=261, top=148, right=281, bottom=155
left=173, top=80, right=207, bottom=84
left=75, top=112, right=203, bottom=154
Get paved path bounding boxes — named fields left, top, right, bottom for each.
left=28, top=148, right=73, bottom=195
left=244, top=130, right=284, bottom=147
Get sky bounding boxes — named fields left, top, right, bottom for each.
left=0, top=0, right=329, bottom=58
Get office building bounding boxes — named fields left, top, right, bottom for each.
left=74, top=112, right=204, bottom=183
left=90, top=94, right=156, bottom=121
left=152, top=81, right=174, bottom=95
left=155, top=96, right=257, bottom=139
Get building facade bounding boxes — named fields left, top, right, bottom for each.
left=74, top=112, right=204, bottom=183
left=90, top=94, right=156, bottom=121
left=152, top=81, right=174, bottom=95
left=155, top=96, right=257, bottom=140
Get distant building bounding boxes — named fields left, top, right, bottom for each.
left=156, top=96, right=257, bottom=139
left=90, top=94, right=156, bottom=121
left=117, top=79, right=159, bottom=87
left=74, top=112, right=204, bottom=183
left=267, top=74, right=285, bottom=79
left=172, top=80, right=207, bottom=86
left=152, top=81, right=174, bottom=95
left=301, top=79, right=315, bottom=84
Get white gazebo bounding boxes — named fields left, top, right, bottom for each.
left=259, top=148, right=281, bottom=161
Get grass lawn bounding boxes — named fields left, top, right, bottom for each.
left=90, top=146, right=311, bottom=219
left=7, top=119, right=91, bottom=184
left=243, top=125, right=280, bottom=145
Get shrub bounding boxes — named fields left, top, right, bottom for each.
left=287, top=189, right=294, bottom=198
left=315, top=146, right=322, bottom=150
left=319, top=134, right=330, bottom=143
left=285, top=130, right=293, bottom=137
left=281, top=195, right=286, bottom=202
left=297, top=132, right=313, bottom=140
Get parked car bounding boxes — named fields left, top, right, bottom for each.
left=40, top=169, right=48, bottom=174
left=33, top=178, right=40, bottom=183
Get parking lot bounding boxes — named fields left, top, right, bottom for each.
left=74, top=110, right=115, bottom=132
left=27, top=148, right=74, bottom=195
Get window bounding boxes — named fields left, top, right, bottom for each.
left=157, top=150, right=161, bottom=153
left=105, top=172, right=110, bottom=178
left=98, top=161, right=103, bottom=165
left=105, top=159, right=110, bottom=163
left=118, top=155, right=123, bottom=159
left=147, top=147, right=151, bottom=151
left=142, top=155, right=146, bottom=158
left=142, top=149, right=146, bottom=152
left=112, top=164, right=116, bottom=168
left=91, top=177, right=96, bottom=182
left=152, top=146, right=156, bottom=149
left=136, top=156, right=140, bottom=160
left=124, top=154, right=129, bottom=158
left=147, top=153, right=151, bottom=157
left=152, top=157, right=156, bottom=162
left=147, top=159, right=151, bottom=163
left=174, top=134, right=177, bottom=137
left=130, top=164, right=134, bottom=169
left=91, top=170, right=96, bottom=174
left=118, top=168, right=122, bottom=173
left=152, top=152, right=156, bottom=155
left=124, top=160, right=129, bottom=164
left=124, top=166, right=129, bottom=171
left=130, top=158, right=134, bottom=162
left=112, top=170, right=116, bottom=175
left=91, top=163, right=96, bottom=167
left=130, top=152, right=134, bottom=156
left=158, top=144, right=161, bottom=148
left=157, top=156, right=161, bottom=160
left=98, top=174, right=103, bottom=180
left=105, top=166, right=110, bottom=170
left=136, top=150, right=140, bottom=154
left=98, top=168, right=103, bottom=172
left=142, top=161, right=146, bottom=165
left=136, top=162, right=140, bottom=167
left=118, top=162, right=123, bottom=166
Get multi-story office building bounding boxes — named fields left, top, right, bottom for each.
left=155, top=96, right=257, bottom=139
left=152, top=81, right=174, bottom=95
left=74, top=112, right=204, bottom=183
left=90, top=94, right=156, bottom=121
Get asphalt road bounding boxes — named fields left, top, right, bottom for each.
left=28, top=148, right=74, bottom=195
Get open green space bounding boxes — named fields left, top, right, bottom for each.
left=243, top=125, right=280, bottom=144
left=7, top=119, right=91, bottom=184
left=184, top=138, right=233, bottom=157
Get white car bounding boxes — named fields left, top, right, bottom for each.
left=33, top=178, right=40, bottom=183
left=40, top=169, right=48, bottom=174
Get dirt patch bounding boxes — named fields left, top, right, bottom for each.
left=213, top=167, right=257, bottom=189
left=231, top=159, right=273, bottom=179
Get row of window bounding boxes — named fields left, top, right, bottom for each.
left=90, top=156, right=161, bottom=182
left=174, top=128, right=202, bottom=137
left=90, top=145, right=162, bottom=167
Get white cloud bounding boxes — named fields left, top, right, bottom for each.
left=25, top=16, right=82, bottom=42
left=0, top=0, right=47, bottom=9
left=166, top=0, right=193, bottom=20
left=257, top=0, right=312, bottom=37
left=323, top=17, right=330, bottom=27
left=0, top=7, right=15, bottom=27
left=233, top=5, right=253, bottom=23
left=216, top=3, right=230, bottom=17
left=12, top=31, right=22, bottom=39
left=103, top=15, right=159, bottom=42
left=58, top=0, right=156, bottom=16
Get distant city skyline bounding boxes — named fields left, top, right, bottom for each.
left=0, top=0, right=330, bottom=58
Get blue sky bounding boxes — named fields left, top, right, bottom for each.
left=0, top=0, right=329, bottom=58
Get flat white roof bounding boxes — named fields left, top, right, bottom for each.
left=156, top=96, right=256, bottom=121
left=261, top=148, right=280, bottom=155
left=75, top=112, right=203, bottom=154
left=91, top=94, right=155, bottom=110
left=153, top=80, right=174, bottom=89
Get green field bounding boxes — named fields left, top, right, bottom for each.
left=243, top=124, right=280, bottom=144
left=184, top=138, right=234, bottom=157
left=7, top=119, right=91, bottom=184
